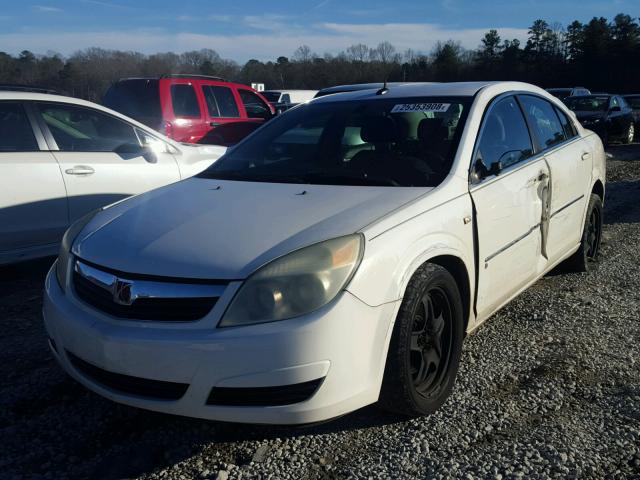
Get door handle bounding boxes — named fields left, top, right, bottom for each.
left=209, top=122, right=220, bottom=127
left=581, top=152, right=591, bottom=161
left=65, top=165, right=95, bottom=176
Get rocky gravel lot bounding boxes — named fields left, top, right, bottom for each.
left=2, top=145, right=640, bottom=480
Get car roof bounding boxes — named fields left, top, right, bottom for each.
left=113, top=76, right=252, bottom=89
left=316, top=82, right=414, bottom=96
left=310, top=81, right=544, bottom=104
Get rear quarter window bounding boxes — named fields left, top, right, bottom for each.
left=170, top=84, right=201, bottom=118
left=103, top=80, right=161, bottom=127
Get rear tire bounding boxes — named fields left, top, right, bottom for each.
left=622, top=123, right=635, bottom=144
left=378, top=263, right=463, bottom=417
left=561, top=193, right=603, bottom=273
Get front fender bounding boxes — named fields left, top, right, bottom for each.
left=347, top=194, right=475, bottom=310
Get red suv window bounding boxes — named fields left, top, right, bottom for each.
left=238, top=89, right=272, bottom=120
left=170, top=84, right=200, bottom=117
left=202, top=85, right=240, bottom=118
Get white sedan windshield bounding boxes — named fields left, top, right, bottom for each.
left=200, top=96, right=471, bottom=187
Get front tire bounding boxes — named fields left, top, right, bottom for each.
left=379, top=263, right=463, bottom=417
left=561, top=193, right=603, bottom=273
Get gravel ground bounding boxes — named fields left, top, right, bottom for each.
left=2, top=145, right=640, bottom=480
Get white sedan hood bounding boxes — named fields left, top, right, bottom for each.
left=73, top=178, right=430, bottom=280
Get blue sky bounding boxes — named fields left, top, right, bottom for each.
left=1, top=0, right=636, bottom=61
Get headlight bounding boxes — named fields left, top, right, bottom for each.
left=55, top=209, right=102, bottom=291
left=219, top=234, right=364, bottom=327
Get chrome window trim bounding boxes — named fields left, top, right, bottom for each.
left=469, top=90, right=581, bottom=189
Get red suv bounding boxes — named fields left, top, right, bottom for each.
left=103, top=74, right=275, bottom=144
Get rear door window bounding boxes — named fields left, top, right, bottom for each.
left=0, top=102, right=39, bottom=151
left=202, top=85, right=240, bottom=118
left=170, top=84, right=201, bottom=117
left=518, top=95, right=566, bottom=150
left=238, top=89, right=272, bottom=119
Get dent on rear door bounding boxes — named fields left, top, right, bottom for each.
left=539, top=159, right=551, bottom=259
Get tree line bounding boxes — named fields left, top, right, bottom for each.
left=1, top=13, right=639, bottom=102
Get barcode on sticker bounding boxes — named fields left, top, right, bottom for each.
left=391, top=103, right=450, bottom=113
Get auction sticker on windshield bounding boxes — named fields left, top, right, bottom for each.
left=391, top=103, right=450, bottom=113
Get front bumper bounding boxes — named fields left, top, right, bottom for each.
left=43, top=264, right=400, bottom=424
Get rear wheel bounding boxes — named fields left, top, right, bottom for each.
left=379, top=263, right=463, bottom=416
left=561, top=193, right=603, bottom=273
left=622, top=122, right=635, bottom=144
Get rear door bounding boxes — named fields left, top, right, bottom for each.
left=35, top=101, right=181, bottom=221
left=470, top=95, right=550, bottom=319
left=200, top=83, right=245, bottom=144
left=0, top=101, right=68, bottom=259
left=518, top=95, right=592, bottom=264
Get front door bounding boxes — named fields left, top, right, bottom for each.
left=470, top=95, right=550, bottom=320
left=36, top=102, right=181, bottom=221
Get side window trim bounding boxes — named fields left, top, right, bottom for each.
left=14, top=101, right=49, bottom=151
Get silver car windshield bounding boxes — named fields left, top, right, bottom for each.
left=199, top=96, right=471, bottom=187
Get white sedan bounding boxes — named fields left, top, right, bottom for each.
left=43, top=81, right=605, bottom=424
left=0, top=89, right=225, bottom=265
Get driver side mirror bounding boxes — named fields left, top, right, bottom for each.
left=114, top=143, right=157, bottom=163
left=488, top=160, right=503, bottom=176
left=472, top=154, right=502, bottom=183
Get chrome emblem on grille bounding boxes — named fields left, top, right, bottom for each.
left=113, top=279, right=135, bottom=306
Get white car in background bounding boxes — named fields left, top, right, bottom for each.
left=0, top=88, right=225, bottom=265
left=44, top=81, right=605, bottom=424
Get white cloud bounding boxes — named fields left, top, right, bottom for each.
left=0, top=22, right=529, bottom=61
left=32, top=5, right=63, bottom=12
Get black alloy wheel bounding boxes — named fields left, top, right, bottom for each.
left=409, top=286, right=453, bottom=399
left=379, top=263, right=463, bottom=416
left=560, top=193, right=603, bottom=273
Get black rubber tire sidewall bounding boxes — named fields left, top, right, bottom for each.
left=561, top=193, right=603, bottom=273
left=379, top=263, right=464, bottom=417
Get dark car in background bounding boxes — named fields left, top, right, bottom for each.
left=103, top=74, right=274, bottom=144
left=546, top=87, right=591, bottom=102
left=623, top=95, right=640, bottom=126
left=564, top=94, right=635, bottom=145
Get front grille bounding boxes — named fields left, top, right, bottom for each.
left=207, top=378, right=324, bottom=407
left=67, top=350, right=189, bottom=400
left=72, top=260, right=222, bottom=321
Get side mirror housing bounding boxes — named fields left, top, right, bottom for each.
left=488, top=161, right=503, bottom=176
